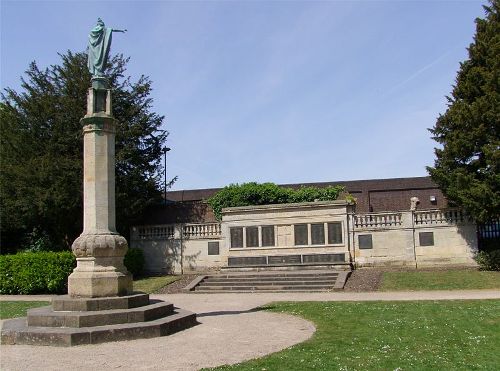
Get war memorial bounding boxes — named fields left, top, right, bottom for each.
left=1, top=19, right=197, bottom=346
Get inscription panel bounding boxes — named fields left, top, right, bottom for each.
left=294, top=224, right=308, bottom=246
left=328, top=222, right=343, bottom=244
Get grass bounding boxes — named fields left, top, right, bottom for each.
left=133, top=275, right=180, bottom=294
left=209, top=300, right=500, bottom=370
left=0, top=301, right=50, bottom=319
left=380, top=270, right=500, bottom=291
left=0, top=276, right=179, bottom=319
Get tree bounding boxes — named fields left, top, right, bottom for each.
left=428, top=0, right=500, bottom=222
left=0, top=51, right=170, bottom=252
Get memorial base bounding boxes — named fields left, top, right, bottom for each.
left=68, top=269, right=132, bottom=298
left=1, top=293, right=197, bottom=346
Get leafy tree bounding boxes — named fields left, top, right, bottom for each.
left=0, top=51, right=170, bottom=252
left=428, top=0, right=500, bottom=222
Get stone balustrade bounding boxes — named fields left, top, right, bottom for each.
left=414, top=209, right=469, bottom=225
left=182, top=223, right=222, bottom=239
left=354, top=212, right=403, bottom=229
left=137, top=225, right=175, bottom=240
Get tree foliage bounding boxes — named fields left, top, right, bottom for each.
left=427, top=0, right=500, bottom=222
left=207, top=182, right=346, bottom=221
left=0, top=51, right=169, bottom=252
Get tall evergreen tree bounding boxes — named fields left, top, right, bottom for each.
left=428, top=0, right=500, bottom=222
left=0, top=51, right=170, bottom=252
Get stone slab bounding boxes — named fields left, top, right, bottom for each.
left=1, top=308, right=197, bottom=346
left=27, top=301, right=173, bottom=328
left=52, top=293, right=149, bottom=311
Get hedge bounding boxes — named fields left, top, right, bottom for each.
left=0, top=251, right=76, bottom=295
left=0, top=248, right=145, bottom=294
left=123, top=248, right=145, bottom=277
left=475, top=250, right=500, bottom=271
left=207, top=182, right=347, bottom=221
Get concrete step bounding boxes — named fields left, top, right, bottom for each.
left=198, top=280, right=337, bottom=287
left=27, top=301, right=174, bottom=328
left=195, top=284, right=335, bottom=291
left=1, top=308, right=197, bottom=346
left=51, top=293, right=150, bottom=312
left=205, top=274, right=339, bottom=282
left=209, top=272, right=340, bottom=279
left=184, top=270, right=351, bottom=293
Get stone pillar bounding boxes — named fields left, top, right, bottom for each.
left=68, top=77, right=132, bottom=297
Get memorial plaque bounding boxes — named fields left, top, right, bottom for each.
left=358, top=234, right=373, bottom=249
left=303, top=253, right=345, bottom=263
left=311, top=223, right=325, bottom=245
left=228, top=256, right=267, bottom=266
left=294, top=224, right=308, bottom=245
left=327, top=222, right=343, bottom=244
left=261, top=225, right=275, bottom=247
left=419, top=232, right=434, bottom=246
left=230, top=227, right=243, bottom=248
left=246, top=226, right=259, bottom=247
left=268, top=255, right=301, bottom=265
left=208, top=241, right=219, bottom=255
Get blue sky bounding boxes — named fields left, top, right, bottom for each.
left=1, top=0, right=485, bottom=191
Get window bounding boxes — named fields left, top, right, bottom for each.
left=358, top=234, right=373, bottom=249
left=261, top=226, right=275, bottom=247
left=230, top=227, right=243, bottom=248
left=208, top=241, right=219, bottom=255
left=294, top=224, right=308, bottom=245
left=328, top=222, right=343, bottom=244
left=419, top=232, right=434, bottom=246
left=311, top=223, right=325, bottom=245
left=246, top=226, right=259, bottom=247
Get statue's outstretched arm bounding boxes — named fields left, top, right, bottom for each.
left=112, top=29, right=127, bottom=33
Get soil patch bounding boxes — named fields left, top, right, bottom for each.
left=154, top=275, right=197, bottom=294
left=344, top=270, right=383, bottom=292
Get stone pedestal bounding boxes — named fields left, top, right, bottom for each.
left=69, top=77, right=132, bottom=298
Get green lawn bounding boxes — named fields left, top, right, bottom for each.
left=133, top=275, right=180, bottom=294
left=380, top=270, right=500, bottom=291
left=0, top=276, right=178, bottom=319
left=209, top=300, right=500, bottom=370
left=0, top=301, right=50, bottom=319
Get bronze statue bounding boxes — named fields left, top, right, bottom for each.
left=87, top=18, right=126, bottom=77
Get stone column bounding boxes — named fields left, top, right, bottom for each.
left=68, top=77, right=132, bottom=297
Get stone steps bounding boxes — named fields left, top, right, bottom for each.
left=206, top=274, right=339, bottom=281
left=1, top=293, right=197, bottom=346
left=27, top=301, right=174, bottom=328
left=188, top=270, right=350, bottom=293
left=2, top=308, right=196, bottom=346
left=200, top=280, right=337, bottom=287
left=195, top=285, right=336, bottom=292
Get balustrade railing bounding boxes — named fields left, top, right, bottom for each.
left=137, top=225, right=175, bottom=240
left=414, top=209, right=468, bottom=225
left=182, top=223, right=221, bottom=239
left=354, top=212, right=403, bottom=229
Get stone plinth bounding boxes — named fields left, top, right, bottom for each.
left=1, top=294, right=197, bottom=346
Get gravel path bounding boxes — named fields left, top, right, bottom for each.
left=2, top=288, right=500, bottom=370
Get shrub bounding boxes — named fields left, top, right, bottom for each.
left=0, top=251, right=76, bottom=294
left=0, top=247, right=144, bottom=294
left=207, top=182, right=347, bottom=220
left=124, top=248, right=145, bottom=277
left=475, top=250, right=500, bottom=271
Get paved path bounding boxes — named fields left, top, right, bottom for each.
left=1, top=290, right=499, bottom=371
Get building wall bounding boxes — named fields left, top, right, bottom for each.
left=130, top=224, right=225, bottom=274
left=222, top=201, right=352, bottom=268
left=131, top=202, right=478, bottom=273
left=352, top=209, right=478, bottom=268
